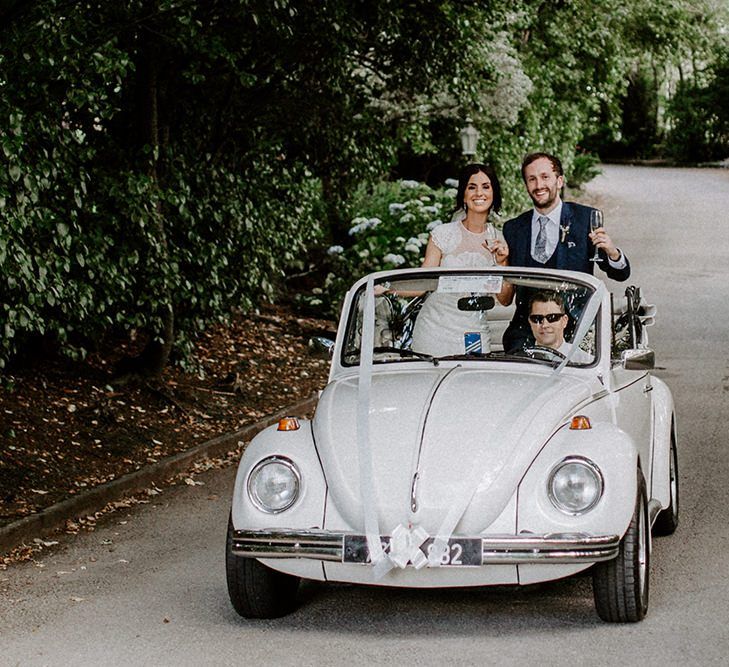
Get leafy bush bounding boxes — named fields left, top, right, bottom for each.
left=665, top=47, right=729, bottom=163
left=568, top=149, right=602, bottom=190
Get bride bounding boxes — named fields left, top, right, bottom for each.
left=411, top=163, right=512, bottom=356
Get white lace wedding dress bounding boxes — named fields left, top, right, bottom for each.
left=411, top=220, right=497, bottom=356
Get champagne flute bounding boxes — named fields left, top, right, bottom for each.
left=589, top=209, right=603, bottom=262
left=485, top=222, right=498, bottom=253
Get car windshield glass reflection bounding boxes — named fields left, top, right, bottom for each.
left=342, top=271, right=596, bottom=367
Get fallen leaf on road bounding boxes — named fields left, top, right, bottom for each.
left=33, top=538, right=59, bottom=547
left=70, top=596, right=84, bottom=602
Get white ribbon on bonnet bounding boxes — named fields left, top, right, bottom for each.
left=355, top=275, right=608, bottom=575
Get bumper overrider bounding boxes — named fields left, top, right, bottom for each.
left=231, top=529, right=620, bottom=565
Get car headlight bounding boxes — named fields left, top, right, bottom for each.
left=548, top=456, right=603, bottom=515
left=247, top=456, right=301, bottom=514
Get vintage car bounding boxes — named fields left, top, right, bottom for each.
left=225, top=266, right=679, bottom=622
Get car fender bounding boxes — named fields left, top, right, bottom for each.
left=518, top=420, right=639, bottom=541
left=230, top=420, right=327, bottom=532
left=650, top=376, right=676, bottom=510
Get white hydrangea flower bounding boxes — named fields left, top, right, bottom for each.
left=359, top=249, right=370, bottom=258
left=383, top=253, right=406, bottom=265
left=400, top=179, right=420, bottom=189
left=422, top=205, right=438, bottom=214
left=388, top=203, right=406, bottom=214
left=327, top=245, right=344, bottom=255
left=349, top=216, right=382, bottom=235
left=406, top=236, right=422, bottom=247
left=417, top=232, right=430, bottom=242
left=395, top=236, right=405, bottom=243
left=348, top=216, right=368, bottom=235
left=444, top=188, right=457, bottom=198
left=399, top=213, right=415, bottom=223
left=426, top=219, right=443, bottom=230
left=404, top=244, right=420, bottom=254
left=445, top=178, right=458, bottom=188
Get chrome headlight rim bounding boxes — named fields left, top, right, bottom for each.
left=547, top=455, right=604, bottom=516
left=247, top=456, right=301, bottom=514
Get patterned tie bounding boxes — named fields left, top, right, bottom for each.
left=534, top=215, right=549, bottom=264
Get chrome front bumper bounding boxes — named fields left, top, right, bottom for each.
left=231, top=529, right=620, bottom=564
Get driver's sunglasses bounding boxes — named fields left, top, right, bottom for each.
left=528, top=313, right=565, bottom=324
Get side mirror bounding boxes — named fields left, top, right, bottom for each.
left=309, top=336, right=335, bottom=359
left=622, top=348, right=655, bottom=371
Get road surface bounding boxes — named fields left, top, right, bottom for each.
left=2, top=165, right=729, bottom=666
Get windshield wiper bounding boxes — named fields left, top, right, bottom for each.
left=436, top=352, right=492, bottom=361
left=373, top=346, right=439, bottom=366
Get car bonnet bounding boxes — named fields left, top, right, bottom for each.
left=313, top=365, right=593, bottom=535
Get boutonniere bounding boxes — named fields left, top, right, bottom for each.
left=560, top=224, right=571, bottom=243
left=567, top=240, right=576, bottom=248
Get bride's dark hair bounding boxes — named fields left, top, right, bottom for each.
left=453, top=163, right=502, bottom=215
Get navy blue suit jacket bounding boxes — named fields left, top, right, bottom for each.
left=501, top=201, right=631, bottom=351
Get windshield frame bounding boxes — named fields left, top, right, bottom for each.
left=337, top=267, right=602, bottom=370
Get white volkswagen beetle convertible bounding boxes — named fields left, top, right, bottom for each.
left=226, top=266, right=679, bottom=623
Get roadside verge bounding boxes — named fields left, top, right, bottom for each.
left=0, top=393, right=318, bottom=556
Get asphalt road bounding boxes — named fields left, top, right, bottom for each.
left=2, top=165, right=729, bottom=666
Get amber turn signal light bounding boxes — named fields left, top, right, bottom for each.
left=277, top=417, right=300, bottom=431
left=569, top=415, right=592, bottom=430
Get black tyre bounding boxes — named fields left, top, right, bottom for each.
left=226, top=515, right=300, bottom=618
left=593, top=472, right=650, bottom=622
left=653, top=433, right=679, bottom=536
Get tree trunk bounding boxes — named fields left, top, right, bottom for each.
left=132, top=38, right=175, bottom=378
left=321, top=173, right=349, bottom=246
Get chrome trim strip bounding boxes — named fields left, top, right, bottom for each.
left=231, top=529, right=619, bottom=564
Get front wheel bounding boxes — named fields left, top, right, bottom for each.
left=592, top=471, right=650, bottom=622
left=226, top=515, right=300, bottom=618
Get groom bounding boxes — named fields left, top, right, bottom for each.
left=501, top=152, right=631, bottom=352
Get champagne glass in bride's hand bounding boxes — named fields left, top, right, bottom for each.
left=589, top=209, right=603, bottom=262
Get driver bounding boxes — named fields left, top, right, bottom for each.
left=527, top=291, right=592, bottom=363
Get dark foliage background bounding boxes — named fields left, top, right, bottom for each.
left=0, top=0, right=726, bottom=373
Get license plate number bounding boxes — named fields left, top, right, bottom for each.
left=343, top=535, right=482, bottom=567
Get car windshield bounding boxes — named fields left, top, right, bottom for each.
left=342, top=270, right=598, bottom=367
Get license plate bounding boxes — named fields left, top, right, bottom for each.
left=343, top=535, right=482, bottom=567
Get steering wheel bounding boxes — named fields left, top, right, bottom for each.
left=522, top=345, right=567, bottom=362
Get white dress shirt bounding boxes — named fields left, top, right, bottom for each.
left=530, top=198, right=627, bottom=269
left=530, top=201, right=562, bottom=262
